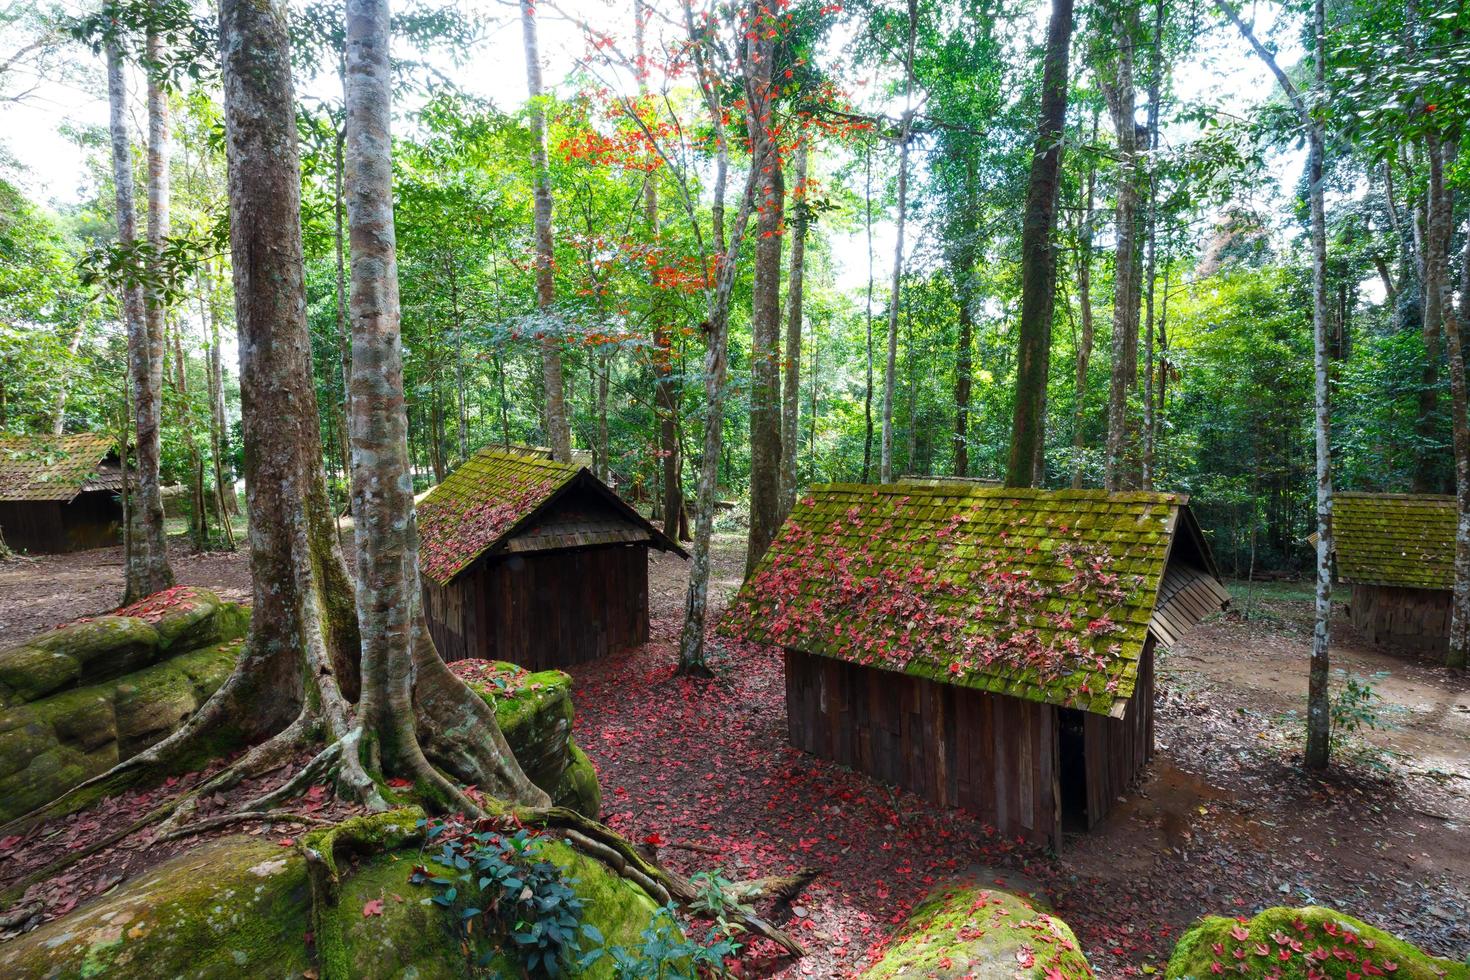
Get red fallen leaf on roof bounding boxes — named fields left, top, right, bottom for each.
left=362, top=899, right=385, bottom=917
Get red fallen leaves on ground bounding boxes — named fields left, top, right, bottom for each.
left=362, top=899, right=385, bottom=917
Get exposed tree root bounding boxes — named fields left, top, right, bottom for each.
left=155, top=809, right=332, bottom=843
left=724, top=867, right=819, bottom=909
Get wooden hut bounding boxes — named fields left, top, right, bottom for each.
left=418, top=446, right=686, bottom=669
left=722, top=484, right=1229, bottom=846
left=0, top=433, right=124, bottom=554
left=1334, top=492, right=1453, bottom=656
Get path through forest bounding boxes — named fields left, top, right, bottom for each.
left=1, top=537, right=1466, bottom=976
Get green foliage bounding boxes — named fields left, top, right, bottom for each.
left=1329, top=669, right=1383, bottom=753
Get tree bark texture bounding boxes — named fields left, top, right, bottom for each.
left=745, top=15, right=785, bottom=576
left=1004, top=0, right=1074, bottom=488
left=1071, top=116, right=1098, bottom=489
left=880, top=0, right=918, bottom=486
left=780, top=139, right=809, bottom=521
left=521, top=0, right=572, bottom=462
left=1101, top=2, right=1142, bottom=492
left=108, top=40, right=172, bottom=603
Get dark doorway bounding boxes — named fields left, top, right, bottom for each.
left=1058, top=707, right=1088, bottom=831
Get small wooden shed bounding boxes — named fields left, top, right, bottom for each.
left=723, top=484, right=1229, bottom=846
left=0, top=434, right=124, bottom=554
left=1334, top=492, right=1453, bottom=656
left=417, top=446, right=686, bottom=670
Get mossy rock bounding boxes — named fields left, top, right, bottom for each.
left=0, top=588, right=247, bottom=709
left=0, top=640, right=240, bottom=823
left=1164, top=906, right=1469, bottom=979
left=0, top=835, right=313, bottom=979
left=861, top=879, right=1094, bottom=979
left=4, top=810, right=671, bottom=979
left=325, top=831, right=664, bottom=978
left=467, top=662, right=602, bottom=817
left=554, top=741, right=602, bottom=819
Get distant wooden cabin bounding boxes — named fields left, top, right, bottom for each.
left=418, top=446, right=686, bottom=669
left=1334, top=492, right=1453, bottom=656
left=0, top=433, right=125, bottom=554
left=723, top=484, right=1229, bottom=846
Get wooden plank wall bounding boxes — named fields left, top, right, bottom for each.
left=0, top=501, right=66, bottom=554
left=1350, top=583, right=1451, bottom=656
left=425, top=543, right=650, bottom=670
left=784, top=650, right=1061, bottom=846
left=1081, top=642, right=1155, bottom=829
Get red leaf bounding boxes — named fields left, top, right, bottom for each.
left=362, top=899, right=385, bottom=917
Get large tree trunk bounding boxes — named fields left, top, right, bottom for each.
left=1004, top=0, right=1074, bottom=488
left=201, top=269, right=236, bottom=550
left=880, top=0, right=918, bottom=485
left=1140, top=0, right=1165, bottom=490
left=1101, top=4, right=1142, bottom=493
left=108, top=40, right=172, bottom=603
left=954, top=297, right=973, bottom=477
left=862, top=147, right=875, bottom=482
left=745, top=25, right=785, bottom=575
left=344, top=0, right=546, bottom=804
left=521, top=0, right=572, bottom=462
left=780, top=139, right=809, bottom=521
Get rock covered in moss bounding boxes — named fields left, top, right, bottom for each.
left=0, top=638, right=242, bottom=823
left=0, top=835, right=313, bottom=979
left=464, top=660, right=602, bottom=817
left=861, top=879, right=1094, bottom=979
left=1165, top=907, right=1468, bottom=980
left=2, top=811, right=670, bottom=979
left=0, top=587, right=247, bottom=708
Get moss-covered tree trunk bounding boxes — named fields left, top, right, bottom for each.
left=780, top=138, right=809, bottom=522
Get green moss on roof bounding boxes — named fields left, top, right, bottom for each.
left=1334, top=493, right=1454, bottom=592
left=417, top=447, right=578, bottom=585
left=0, top=433, right=113, bottom=503
left=721, top=483, right=1194, bottom=717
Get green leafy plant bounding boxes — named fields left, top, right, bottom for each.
left=411, top=820, right=599, bottom=977
left=581, top=904, right=742, bottom=979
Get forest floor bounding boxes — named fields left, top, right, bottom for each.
left=1, top=535, right=1467, bottom=977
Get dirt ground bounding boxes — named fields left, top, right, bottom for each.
left=1, top=535, right=1467, bottom=977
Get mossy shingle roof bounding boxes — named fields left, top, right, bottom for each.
left=1334, top=492, right=1453, bottom=592
left=0, top=434, right=114, bottom=503
left=721, top=483, right=1222, bottom=717
left=417, top=446, right=682, bottom=586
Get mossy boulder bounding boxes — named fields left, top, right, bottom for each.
left=0, top=639, right=241, bottom=823
left=467, top=661, right=601, bottom=818
left=1164, top=906, right=1469, bottom=980
left=0, top=587, right=248, bottom=709
left=861, top=878, right=1094, bottom=979
left=0, top=835, right=313, bottom=979
left=2, top=810, right=670, bottom=979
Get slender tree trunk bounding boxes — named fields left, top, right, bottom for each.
left=745, top=15, right=785, bottom=574
left=201, top=272, right=236, bottom=550
left=1140, top=0, right=1164, bottom=490
left=1429, top=140, right=1469, bottom=669
left=1217, top=0, right=1334, bottom=764
left=1072, top=112, right=1099, bottom=489
left=1005, top=0, right=1074, bottom=488
left=779, top=139, right=809, bottom=520
left=521, top=0, right=571, bottom=462
left=108, top=41, right=171, bottom=603
left=49, top=322, right=85, bottom=435
left=1101, top=2, right=1142, bottom=492
left=863, top=146, right=875, bottom=482
left=880, top=0, right=918, bottom=485
left=954, top=295, right=974, bottom=477
left=333, top=127, right=354, bottom=506
left=676, top=51, right=764, bottom=672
